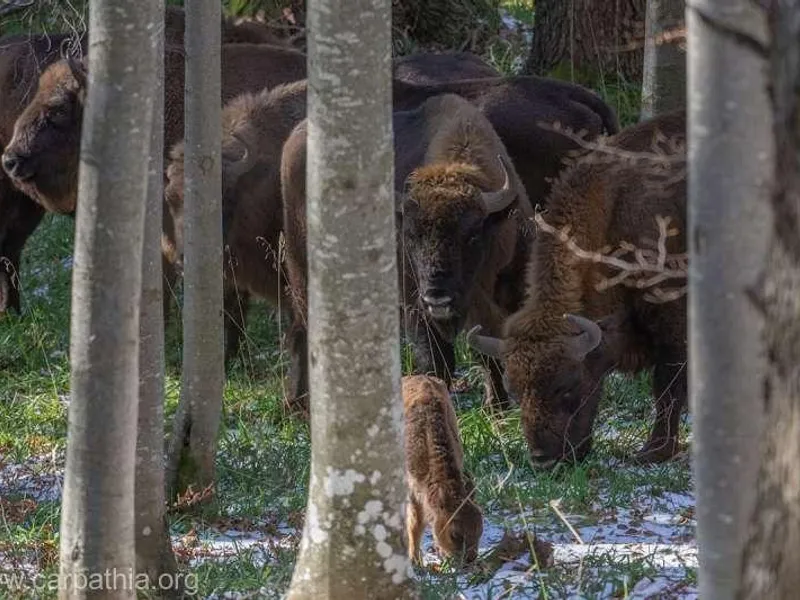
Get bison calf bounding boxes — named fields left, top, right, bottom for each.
left=469, top=110, right=687, bottom=466
left=403, top=375, right=483, bottom=565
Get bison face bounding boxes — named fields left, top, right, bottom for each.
left=431, top=492, right=483, bottom=564
left=399, top=156, right=516, bottom=339
left=2, top=57, right=87, bottom=215
left=468, top=314, right=610, bottom=467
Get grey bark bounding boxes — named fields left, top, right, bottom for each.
left=687, top=1, right=771, bottom=599
left=640, top=0, right=686, bottom=119
left=738, top=2, right=800, bottom=597
left=135, top=0, right=179, bottom=592
left=58, top=2, right=158, bottom=598
left=166, top=0, right=224, bottom=500
left=285, top=0, right=417, bottom=597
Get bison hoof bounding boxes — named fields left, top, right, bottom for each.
left=634, top=439, right=680, bottom=464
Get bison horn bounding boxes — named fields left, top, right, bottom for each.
left=66, top=54, right=87, bottom=88
left=222, top=132, right=257, bottom=191
left=480, top=154, right=516, bottom=214
left=563, top=313, right=602, bottom=360
left=466, top=325, right=506, bottom=359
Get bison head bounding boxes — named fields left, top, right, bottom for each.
left=468, top=313, right=616, bottom=467
left=2, top=56, right=87, bottom=214
left=398, top=155, right=516, bottom=339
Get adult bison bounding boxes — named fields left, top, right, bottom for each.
left=0, top=7, right=289, bottom=314
left=468, top=110, right=687, bottom=466
left=162, top=51, right=507, bottom=367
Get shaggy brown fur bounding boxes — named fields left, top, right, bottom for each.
left=403, top=375, right=483, bottom=564
left=471, top=109, right=687, bottom=466
left=281, top=94, right=533, bottom=414
left=164, top=80, right=307, bottom=364
left=392, top=51, right=498, bottom=84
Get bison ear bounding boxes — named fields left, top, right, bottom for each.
left=66, top=54, right=87, bottom=90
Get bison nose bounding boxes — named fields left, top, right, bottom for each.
left=421, top=289, right=454, bottom=319
left=2, top=152, right=34, bottom=181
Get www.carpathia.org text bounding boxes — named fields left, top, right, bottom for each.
left=0, top=568, right=198, bottom=595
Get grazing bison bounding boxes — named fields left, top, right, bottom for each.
left=0, top=8, right=289, bottom=314
left=162, top=53, right=510, bottom=367
left=282, top=94, right=532, bottom=413
left=403, top=374, right=483, bottom=564
left=164, top=80, right=308, bottom=364
left=468, top=110, right=687, bottom=466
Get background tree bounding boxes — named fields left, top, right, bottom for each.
left=738, top=1, right=800, bottom=596
left=640, top=0, right=685, bottom=119
left=687, top=1, right=771, bottom=598
left=285, top=0, right=416, bottom=596
left=166, top=0, right=224, bottom=500
left=58, top=1, right=159, bottom=597
left=523, top=0, right=647, bottom=83
left=135, top=0, right=179, bottom=590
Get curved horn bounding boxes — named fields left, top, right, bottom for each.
left=480, top=154, right=516, bottom=214
left=65, top=53, right=87, bottom=88
left=466, top=325, right=506, bottom=359
left=563, top=313, right=602, bottom=360
left=222, top=131, right=257, bottom=192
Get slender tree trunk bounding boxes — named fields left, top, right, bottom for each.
left=135, top=0, right=179, bottom=592
left=166, top=0, right=224, bottom=500
left=738, top=2, right=800, bottom=597
left=523, top=0, right=647, bottom=82
left=285, top=0, right=417, bottom=597
left=640, top=0, right=686, bottom=119
left=687, top=1, right=772, bottom=598
left=58, top=2, right=158, bottom=598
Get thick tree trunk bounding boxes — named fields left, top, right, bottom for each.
left=285, top=0, right=417, bottom=597
left=738, top=2, right=800, bottom=597
left=687, top=1, right=771, bottom=598
left=523, top=0, right=647, bottom=82
left=135, top=0, right=179, bottom=592
left=640, top=0, right=686, bottom=119
left=58, top=2, right=158, bottom=598
left=166, top=0, right=224, bottom=500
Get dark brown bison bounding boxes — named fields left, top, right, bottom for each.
left=0, top=7, right=288, bottom=314
left=403, top=374, right=483, bottom=564
left=282, top=94, right=533, bottom=413
left=162, top=52, right=509, bottom=367
left=468, top=110, right=687, bottom=466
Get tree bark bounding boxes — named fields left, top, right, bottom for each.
left=523, top=0, right=647, bottom=82
left=166, top=0, right=224, bottom=500
left=58, top=1, right=158, bottom=598
left=285, top=0, right=417, bottom=597
left=687, top=1, right=772, bottom=599
left=135, top=0, right=179, bottom=592
left=640, top=0, right=686, bottom=119
left=737, top=2, right=800, bottom=597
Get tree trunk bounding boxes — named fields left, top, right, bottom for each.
left=58, top=2, right=158, bottom=598
left=523, top=0, right=647, bottom=83
left=166, top=0, right=224, bottom=501
left=135, top=0, right=179, bottom=592
left=640, top=0, right=686, bottom=120
left=687, top=1, right=772, bottom=599
left=285, top=0, right=417, bottom=597
left=738, top=2, right=800, bottom=597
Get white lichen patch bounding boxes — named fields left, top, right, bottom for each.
left=383, top=511, right=402, bottom=530
left=383, top=553, right=412, bottom=585
left=324, top=467, right=366, bottom=497
left=307, top=502, right=328, bottom=545
left=357, top=500, right=384, bottom=525
left=372, top=524, right=387, bottom=542
left=370, top=470, right=382, bottom=485
left=367, top=424, right=380, bottom=438
left=376, top=541, right=392, bottom=559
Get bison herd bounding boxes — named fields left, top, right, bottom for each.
left=0, top=6, right=688, bottom=564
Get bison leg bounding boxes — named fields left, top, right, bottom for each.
left=223, top=287, right=250, bottom=367
left=406, top=496, right=425, bottom=565
left=161, top=254, right=180, bottom=332
left=480, top=355, right=512, bottom=411
left=636, top=359, right=687, bottom=463
left=0, top=194, right=45, bottom=313
left=283, top=317, right=310, bottom=417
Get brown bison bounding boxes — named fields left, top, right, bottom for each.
left=468, top=110, right=687, bottom=466
left=281, top=94, right=533, bottom=413
left=162, top=52, right=508, bottom=366
left=0, top=7, right=284, bottom=314
left=403, top=374, right=483, bottom=564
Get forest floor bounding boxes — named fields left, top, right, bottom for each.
left=0, top=3, right=696, bottom=598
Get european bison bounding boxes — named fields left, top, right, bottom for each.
left=468, top=110, right=687, bottom=466
left=282, top=93, right=532, bottom=413
left=0, top=7, right=284, bottom=314
left=403, top=375, right=483, bottom=564
left=1, top=42, right=306, bottom=324
left=162, top=52, right=508, bottom=367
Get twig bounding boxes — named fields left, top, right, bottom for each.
left=549, top=498, right=585, bottom=545
left=0, top=0, right=34, bottom=18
